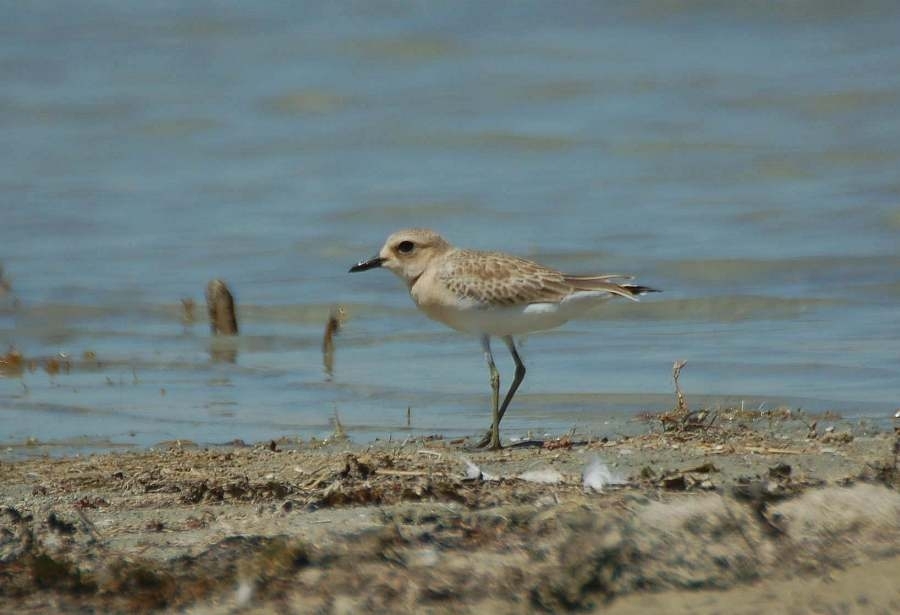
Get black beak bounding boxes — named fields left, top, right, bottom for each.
left=349, top=256, right=385, bottom=273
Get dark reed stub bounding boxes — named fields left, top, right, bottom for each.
left=206, top=280, right=238, bottom=336
left=322, top=305, right=346, bottom=380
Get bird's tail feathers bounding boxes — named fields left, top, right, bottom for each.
left=621, top=284, right=660, bottom=296
left=564, top=276, right=660, bottom=302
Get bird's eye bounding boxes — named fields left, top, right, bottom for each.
left=397, top=240, right=415, bottom=254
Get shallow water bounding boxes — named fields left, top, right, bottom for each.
left=2, top=2, right=899, bottom=456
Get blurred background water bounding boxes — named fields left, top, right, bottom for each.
left=2, top=1, right=899, bottom=456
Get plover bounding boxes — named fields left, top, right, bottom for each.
left=350, top=228, right=657, bottom=449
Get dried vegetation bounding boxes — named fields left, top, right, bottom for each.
left=1, top=416, right=898, bottom=614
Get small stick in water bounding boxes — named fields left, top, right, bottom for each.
left=206, top=280, right=238, bottom=336
left=672, top=360, right=688, bottom=413
left=180, top=298, right=195, bottom=326
left=331, top=408, right=348, bottom=440
left=0, top=263, right=11, bottom=295
left=322, top=305, right=346, bottom=380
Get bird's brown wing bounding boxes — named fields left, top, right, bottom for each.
left=439, top=250, right=571, bottom=306
left=440, top=250, right=641, bottom=306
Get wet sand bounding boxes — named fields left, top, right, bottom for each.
left=1, top=412, right=898, bottom=614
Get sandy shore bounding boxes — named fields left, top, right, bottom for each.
left=1, top=410, right=898, bottom=614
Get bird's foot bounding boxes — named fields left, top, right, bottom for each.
left=474, top=429, right=502, bottom=450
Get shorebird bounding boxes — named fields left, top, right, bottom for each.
left=349, top=228, right=657, bottom=449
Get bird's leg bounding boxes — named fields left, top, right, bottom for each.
left=497, top=336, right=526, bottom=424
left=476, top=336, right=526, bottom=448
left=478, top=335, right=502, bottom=449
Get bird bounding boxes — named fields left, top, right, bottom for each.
left=349, top=228, right=657, bottom=449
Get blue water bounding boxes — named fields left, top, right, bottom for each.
left=2, top=2, right=899, bottom=456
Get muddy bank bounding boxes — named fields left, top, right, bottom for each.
left=1, top=415, right=898, bottom=613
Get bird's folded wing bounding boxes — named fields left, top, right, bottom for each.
left=440, top=250, right=638, bottom=306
